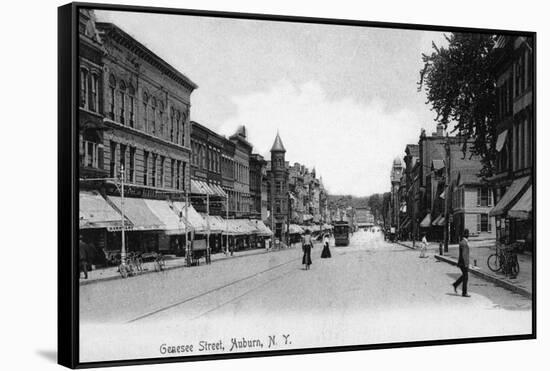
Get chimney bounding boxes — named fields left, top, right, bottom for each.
left=436, top=123, right=445, bottom=137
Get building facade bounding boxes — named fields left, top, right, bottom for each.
left=249, top=154, right=267, bottom=220
left=268, top=133, right=289, bottom=239
left=97, top=21, right=197, bottom=252
left=489, top=35, right=533, bottom=248
left=229, top=126, right=253, bottom=218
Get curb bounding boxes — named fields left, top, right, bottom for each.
left=434, top=254, right=532, bottom=299
left=79, top=248, right=273, bottom=286
left=395, top=241, right=416, bottom=250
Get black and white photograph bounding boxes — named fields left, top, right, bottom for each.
left=60, top=1, right=536, bottom=367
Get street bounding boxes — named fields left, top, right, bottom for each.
left=80, top=230, right=532, bottom=362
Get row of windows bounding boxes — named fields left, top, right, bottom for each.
left=495, top=114, right=532, bottom=174
left=109, top=141, right=186, bottom=190
left=107, top=74, right=187, bottom=146
left=235, top=162, right=249, bottom=184
left=452, top=187, right=493, bottom=209
left=80, top=68, right=100, bottom=112
left=496, top=48, right=533, bottom=120
left=226, top=190, right=250, bottom=213
left=191, top=140, right=221, bottom=174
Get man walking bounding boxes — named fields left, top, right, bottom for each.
left=79, top=235, right=89, bottom=280
left=452, top=229, right=470, bottom=297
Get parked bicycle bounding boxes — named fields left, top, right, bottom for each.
left=153, top=252, right=166, bottom=272
left=487, top=244, right=519, bottom=277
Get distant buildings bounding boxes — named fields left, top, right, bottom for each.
left=388, top=124, right=497, bottom=243
left=78, top=10, right=330, bottom=264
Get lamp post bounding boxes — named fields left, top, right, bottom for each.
left=120, top=164, right=126, bottom=263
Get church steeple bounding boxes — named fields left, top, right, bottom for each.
left=270, top=131, right=286, bottom=153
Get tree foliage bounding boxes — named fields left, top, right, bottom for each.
left=418, top=33, right=497, bottom=177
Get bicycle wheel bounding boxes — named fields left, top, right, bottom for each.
left=487, top=254, right=501, bottom=272
left=511, top=257, right=520, bottom=276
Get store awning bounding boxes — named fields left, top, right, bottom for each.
left=200, top=214, right=226, bottom=233
left=144, top=199, right=186, bottom=235
left=247, top=220, right=273, bottom=236
left=172, top=201, right=207, bottom=232
left=190, top=179, right=218, bottom=196
left=496, top=130, right=508, bottom=152
left=107, top=196, right=163, bottom=231
left=436, top=215, right=446, bottom=226
left=303, top=214, right=313, bottom=221
left=508, top=185, right=532, bottom=220
left=79, top=191, right=130, bottom=230
left=489, top=176, right=530, bottom=217
left=431, top=214, right=443, bottom=226
left=286, top=224, right=304, bottom=234
left=211, top=184, right=227, bottom=197
left=420, top=213, right=432, bottom=228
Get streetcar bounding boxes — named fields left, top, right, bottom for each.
left=333, top=221, right=350, bottom=246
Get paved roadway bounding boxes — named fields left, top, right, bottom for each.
left=79, top=230, right=532, bottom=363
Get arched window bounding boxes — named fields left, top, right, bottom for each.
left=119, top=80, right=126, bottom=124
left=142, top=91, right=149, bottom=132
left=108, top=74, right=116, bottom=119
left=90, top=73, right=99, bottom=112
left=128, top=84, right=135, bottom=127
left=158, top=101, right=165, bottom=137
left=151, top=97, right=157, bottom=135
left=79, top=68, right=89, bottom=109
left=170, top=107, right=175, bottom=142
left=180, top=111, right=186, bottom=146
left=175, top=111, right=181, bottom=145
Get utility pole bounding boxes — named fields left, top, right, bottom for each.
left=184, top=189, right=190, bottom=267
left=443, top=134, right=451, bottom=253
left=120, top=164, right=126, bottom=263
left=206, top=193, right=211, bottom=264
left=225, top=194, right=229, bottom=255
left=287, top=191, right=291, bottom=246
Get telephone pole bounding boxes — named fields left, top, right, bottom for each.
left=443, top=134, right=451, bottom=253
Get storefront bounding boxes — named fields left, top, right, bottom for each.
left=489, top=176, right=531, bottom=244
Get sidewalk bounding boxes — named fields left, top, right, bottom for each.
left=395, top=239, right=532, bottom=299
left=79, top=246, right=291, bottom=286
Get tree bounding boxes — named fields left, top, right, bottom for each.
left=418, top=33, right=497, bottom=178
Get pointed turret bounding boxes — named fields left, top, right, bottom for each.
left=270, top=132, right=286, bottom=152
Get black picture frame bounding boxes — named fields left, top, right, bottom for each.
left=58, top=2, right=536, bottom=368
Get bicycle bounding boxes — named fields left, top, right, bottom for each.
left=153, top=252, right=166, bottom=272
left=118, top=255, right=136, bottom=278
left=487, top=245, right=519, bottom=277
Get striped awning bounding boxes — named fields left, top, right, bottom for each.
left=107, top=196, right=164, bottom=231
left=420, top=213, right=431, bottom=228
left=79, top=191, right=131, bottom=230
left=190, top=179, right=227, bottom=197
left=489, top=176, right=530, bottom=217
left=508, top=185, right=532, bottom=220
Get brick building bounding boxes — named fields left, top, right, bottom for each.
left=488, top=36, right=533, bottom=248
left=268, top=133, right=289, bottom=239
left=229, top=126, right=253, bottom=218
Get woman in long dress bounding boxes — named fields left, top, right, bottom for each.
left=302, top=230, right=313, bottom=270
left=321, top=233, right=331, bottom=258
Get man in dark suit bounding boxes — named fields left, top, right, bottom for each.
left=79, top=236, right=89, bottom=279
left=452, top=228, right=470, bottom=297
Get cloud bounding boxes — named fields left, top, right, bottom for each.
left=219, top=80, right=426, bottom=197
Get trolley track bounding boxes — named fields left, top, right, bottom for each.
left=127, top=254, right=304, bottom=323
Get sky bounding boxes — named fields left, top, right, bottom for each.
left=95, top=10, right=448, bottom=197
